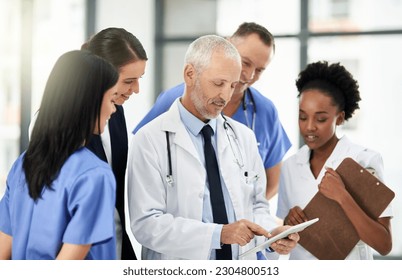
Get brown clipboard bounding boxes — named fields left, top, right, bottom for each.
left=298, top=157, right=395, bottom=260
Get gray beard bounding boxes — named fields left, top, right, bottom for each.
left=190, top=81, right=220, bottom=120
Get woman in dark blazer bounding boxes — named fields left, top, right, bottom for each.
left=83, top=27, right=148, bottom=260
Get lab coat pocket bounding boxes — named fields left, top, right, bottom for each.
left=239, top=170, right=259, bottom=218
left=243, top=170, right=260, bottom=185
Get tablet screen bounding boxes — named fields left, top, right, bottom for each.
left=239, top=218, right=319, bottom=258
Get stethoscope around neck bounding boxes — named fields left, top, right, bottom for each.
left=242, top=88, right=256, bottom=131
left=165, top=115, right=247, bottom=188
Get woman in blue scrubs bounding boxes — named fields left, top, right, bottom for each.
left=0, top=50, right=119, bottom=259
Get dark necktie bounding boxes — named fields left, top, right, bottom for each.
left=201, top=125, right=232, bottom=260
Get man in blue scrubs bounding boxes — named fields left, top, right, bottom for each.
left=133, top=22, right=291, bottom=200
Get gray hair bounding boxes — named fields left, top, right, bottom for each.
left=184, top=35, right=240, bottom=74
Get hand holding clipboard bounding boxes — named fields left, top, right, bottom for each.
left=299, top=158, right=395, bottom=259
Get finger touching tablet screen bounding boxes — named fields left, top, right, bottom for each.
left=239, top=218, right=319, bottom=258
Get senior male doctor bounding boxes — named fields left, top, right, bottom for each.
left=127, top=35, right=299, bottom=260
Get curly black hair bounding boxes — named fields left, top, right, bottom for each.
left=295, top=61, right=361, bottom=120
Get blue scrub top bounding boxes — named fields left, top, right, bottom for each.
left=133, top=83, right=291, bottom=169
left=0, top=147, right=116, bottom=260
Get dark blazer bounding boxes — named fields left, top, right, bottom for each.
left=86, top=105, right=136, bottom=260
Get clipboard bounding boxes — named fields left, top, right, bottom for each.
left=299, top=157, right=395, bottom=260
left=239, top=218, right=319, bottom=259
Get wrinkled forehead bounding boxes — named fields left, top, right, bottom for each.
left=232, top=34, right=274, bottom=67
left=201, top=51, right=241, bottom=78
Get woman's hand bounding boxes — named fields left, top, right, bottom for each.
left=319, top=167, right=348, bottom=204
left=284, top=206, right=308, bottom=226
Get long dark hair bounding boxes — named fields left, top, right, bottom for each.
left=24, top=50, right=119, bottom=200
left=82, top=27, right=148, bottom=68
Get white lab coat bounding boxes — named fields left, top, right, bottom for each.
left=127, top=100, right=278, bottom=260
left=277, top=136, right=393, bottom=260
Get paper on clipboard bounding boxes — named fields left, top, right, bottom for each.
left=239, top=218, right=319, bottom=259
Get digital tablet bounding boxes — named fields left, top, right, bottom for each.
left=239, top=218, right=319, bottom=258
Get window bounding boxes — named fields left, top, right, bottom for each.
left=0, top=0, right=85, bottom=197
left=0, top=1, right=21, bottom=197
left=331, top=0, right=350, bottom=18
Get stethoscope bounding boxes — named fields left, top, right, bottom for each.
left=242, top=88, right=256, bottom=132
left=165, top=115, right=254, bottom=188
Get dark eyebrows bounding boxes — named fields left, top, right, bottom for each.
left=299, top=109, right=329, bottom=115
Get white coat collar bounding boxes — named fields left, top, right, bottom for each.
left=295, top=136, right=365, bottom=180
left=295, top=136, right=357, bottom=166
left=160, top=99, right=230, bottom=156
left=159, top=99, right=199, bottom=160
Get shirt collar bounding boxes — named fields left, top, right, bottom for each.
left=296, top=135, right=350, bottom=165
left=177, top=99, right=217, bottom=136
